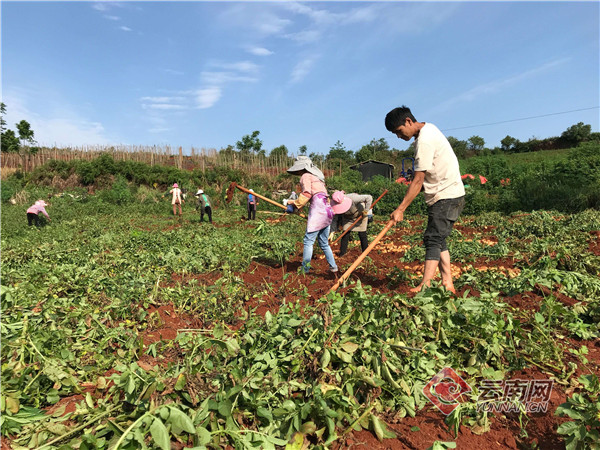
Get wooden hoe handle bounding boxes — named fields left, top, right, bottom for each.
left=332, top=189, right=389, bottom=246
left=234, top=183, right=307, bottom=219
left=329, top=219, right=395, bottom=293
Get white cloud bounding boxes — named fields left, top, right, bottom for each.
left=143, top=104, right=186, bottom=111
left=220, top=5, right=291, bottom=37
left=120, top=26, right=132, bottom=32
left=196, top=87, right=222, bottom=109
left=140, top=96, right=188, bottom=112
left=255, top=12, right=291, bottom=36
left=284, top=29, right=322, bottom=44
left=141, top=96, right=184, bottom=103
left=148, top=127, right=172, bottom=134
left=280, top=2, right=340, bottom=25
left=431, top=58, right=570, bottom=114
left=290, top=56, right=319, bottom=84
left=92, top=2, right=125, bottom=12
left=104, top=15, right=121, bottom=21
left=341, top=5, right=381, bottom=25
left=37, top=119, right=111, bottom=147
left=163, top=68, right=185, bottom=76
left=141, top=60, right=259, bottom=115
left=247, top=46, right=274, bottom=56
left=2, top=90, right=114, bottom=147
left=92, top=3, right=109, bottom=12
left=218, top=61, right=260, bottom=74
left=200, top=71, right=258, bottom=85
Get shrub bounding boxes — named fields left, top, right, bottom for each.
left=0, top=178, right=21, bottom=203
left=98, top=176, right=133, bottom=205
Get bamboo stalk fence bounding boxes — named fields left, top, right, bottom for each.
left=0, top=145, right=332, bottom=177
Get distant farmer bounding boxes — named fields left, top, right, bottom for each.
left=195, top=189, right=212, bottom=223
left=247, top=189, right=258, bottom=220
left=285, top=156, right=351, bottom=274
left=385, top=105, right=465, bottom=294
left=26, top=200, right=51, bottom=227
left=169, top=183, right=184, bottom=216
left=283, top=190, right=298, bottom=206
left=331, top=192, right=373, bottom=257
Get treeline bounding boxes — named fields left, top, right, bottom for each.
left=2, top=141, right=599, bottom=215
left=3, top=101, right=598, bottom=176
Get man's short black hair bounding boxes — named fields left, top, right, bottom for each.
left=385, top=106, right=417, bottom=132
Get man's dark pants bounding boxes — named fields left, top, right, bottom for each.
left=27, top=213, right=40, bottom=227
left=201, top=206, right=212, bottom=223
left=423, top=196, right=465, bottom=261
left=339, top=231, right=368, bottom=256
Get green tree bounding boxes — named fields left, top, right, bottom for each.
left=467, top=135, right=485, bottom=152
left=356, top=138, right=391, bottom=163
left=1, top=129, right=19, bottom=153
left=269, top=145, right=288, bottom=164
left=298, top=145, right=307, bottom=155
left=326, top=140, right=354, bottom=163
left=499, top=135, right=518, bottom=152
left=1, top=103, right=20, bottom=153
left=236, top=131, right=263, bottom=158
left=447, top=136, right=468, bottom=158
left=561, top=122, right=592, bottom=146
left=15, top=120, right=35, bottom=146
left=0, top=102, right=6, bottom=134
left=309, top=152, right=324, bottom=166
left=219, top=144, right=236, bottom=157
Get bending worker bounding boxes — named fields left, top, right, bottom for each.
left=27, top=200, right=51, bottom=227
left=331, top=192, right=373, bottom=257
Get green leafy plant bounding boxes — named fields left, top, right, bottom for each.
left=555, top=374, right=600, bottom=450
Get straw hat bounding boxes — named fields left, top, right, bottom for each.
left=287, top=156, right=325, bottom=181
left=330, top=191, right=352, bottom=215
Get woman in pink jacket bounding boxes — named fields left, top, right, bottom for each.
left=286, top=156, right=351, bottom=274
left=27, top=200, right=51, bottom=227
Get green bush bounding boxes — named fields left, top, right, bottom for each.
left=0, top=179, right=22, bottom=203
left=463, top=189, right=500, bottom=215
left=10, top=142, right=600, bottom=214
left=98, top=176, right=133, bottom=205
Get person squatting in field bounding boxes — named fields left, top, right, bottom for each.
left=247, top=189, right=258, bottom=220
left=27, top=200, right=51, bottom=227
left=169, top=183, right=184, bottom=216
left=195, top=189, right=212, bottom=223
left=285, top=156, right=351, bottom=274
left=386, top=106, right=465, bottom=294
left=330, top=192, right=373, bottom=257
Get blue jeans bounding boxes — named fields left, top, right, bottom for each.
left=302, top=225, right=338, bottom=273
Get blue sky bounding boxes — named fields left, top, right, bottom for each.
left=2, top=1, right=598, bottom=155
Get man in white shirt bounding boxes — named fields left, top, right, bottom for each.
left=386, top=106, right=465, bottom=294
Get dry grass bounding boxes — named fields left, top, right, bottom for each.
left=1, top=167, right=18, bottom=180
left=10, top=190, right=29, bottom=205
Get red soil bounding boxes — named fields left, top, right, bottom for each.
left=23, top=219, right=596, bottom=450
left=134, top=219, right=599, bottom=449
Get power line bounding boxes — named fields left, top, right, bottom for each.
left=441, top=106, right=600, bottom=132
